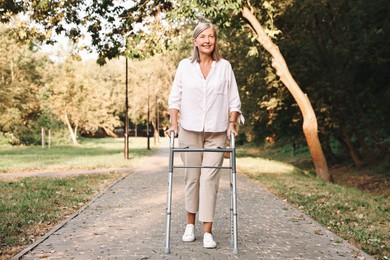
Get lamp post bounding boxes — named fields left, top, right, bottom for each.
left=155, top=95, right=159, bottom=145
left=147, top=72, right=153, bottom=150
left=147, top=86, right=150, bottom=150
left=154, top=93, right=162, bottom=145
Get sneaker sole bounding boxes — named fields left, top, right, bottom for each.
left=182, top=237, right=196, bottom=242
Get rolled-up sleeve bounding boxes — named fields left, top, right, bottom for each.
left=228, top=64, right=245, bottom=124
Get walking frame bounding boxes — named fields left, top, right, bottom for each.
left=164, top=131, right=239, bottom=255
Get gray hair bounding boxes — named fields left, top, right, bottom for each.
left=191, top=22, right=222, bottom=63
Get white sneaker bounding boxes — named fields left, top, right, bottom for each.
left=203, top=232, right=217, bottom=248
left=182, top=224, right=195, bottom=242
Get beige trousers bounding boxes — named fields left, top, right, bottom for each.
left=178, top=126, right=227, bottom=222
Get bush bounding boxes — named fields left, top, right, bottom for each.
left=0, top=132, right=21, bottom=146
left=0, top=122, right=73, bottom=146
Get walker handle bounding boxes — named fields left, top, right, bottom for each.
left=230, top=131, right=236, bottom=149
left=169, top=131, right=175, bottom=148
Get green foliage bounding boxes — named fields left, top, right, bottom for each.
left=124, top=53, right=176, bottom=128
left=0, top=1, right=24, bottom=23
left=0, top=19, right=176, bottom=145
left=0, top=24, right=47, bottom=145
left=276, top=0, right=390, bottom=165
left=42, top=57, right=124, bottom=140
left=0, top=132, right=20, bottom=146
left=1, top=0, right=175, bottom=63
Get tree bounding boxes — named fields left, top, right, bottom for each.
left=0, top=23, right=46, bottom=144
left=42, top=57, right=123, bottom=144
left=0, top=0, right=174, bottom=64
left=125, top=54, right=176, bottom=135
left=275, top=0, right=390, bottom=166
left=241, top=2, right=332, bottom=181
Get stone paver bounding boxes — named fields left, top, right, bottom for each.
left=13, top=140, right=373, bottom=260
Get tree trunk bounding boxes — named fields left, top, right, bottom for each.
left=10, top=58, right=15, bottom=82
left=64, top=113, right=78, bottom=145
left=74, top=124, right=79, bottom=141
left=103, top=127, right=118, bottom=138
left=333, top=131, right=349, bottom=154
left=48, top=129, right=51, bottom=148
left=323, top=137, right=340, bottom=164
left=350, top=120, right=371, bottom=161
left=41, top=127, right=45, bottom=148
left=341, top=125, right=363, bottom=167
left=151, top=121, right=159, bottom=145
left=242, top=6, right=333, bottom=182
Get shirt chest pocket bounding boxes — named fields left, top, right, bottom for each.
left=211, top=79, right=228, bottom=95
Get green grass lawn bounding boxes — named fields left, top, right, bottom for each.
left=0, top=137, right=154, bottom=173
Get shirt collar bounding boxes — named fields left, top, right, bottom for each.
left=194, top=60, right=216, bottom=78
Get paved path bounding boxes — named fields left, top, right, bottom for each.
left=13, top=141, right=373, bottom=260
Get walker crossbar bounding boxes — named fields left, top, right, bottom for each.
left=164, top=131, right=239, bottom=255
left=173, top=148, right=234, bottom=152
left=174, top=166, right=232, bottom=169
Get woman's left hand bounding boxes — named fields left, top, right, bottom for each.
left=227, top=123, right=238, bottom=139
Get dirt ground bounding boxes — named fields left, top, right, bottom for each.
left=331, top=165, right=390, bottom=197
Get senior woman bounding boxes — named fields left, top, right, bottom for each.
left=166, top=21, right=243, bottom=249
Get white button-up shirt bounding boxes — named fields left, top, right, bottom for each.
left=168, top=58, right=243, bottom=132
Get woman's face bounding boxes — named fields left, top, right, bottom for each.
left=194, top=27, right=216, bottom=56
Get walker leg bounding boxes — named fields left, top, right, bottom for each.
left=230, top=171, right=233, bottom=246
left=164, top=132, right=175, bottom=254
left=230, top=132, right=239, bottom=255
left=231, top=170, right=239, bottom=255
left=164, top=170, right=173, bottom=254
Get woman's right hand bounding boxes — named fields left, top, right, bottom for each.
left=165, top=125, right=178, bottom=137
left=166, top=109, right=179, bottom=138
